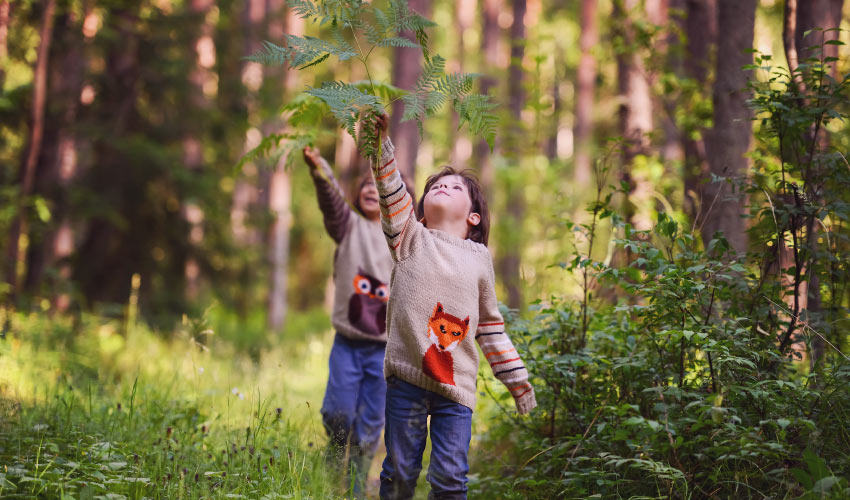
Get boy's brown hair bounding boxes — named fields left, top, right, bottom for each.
left=416, top=166, right=490, bottom=246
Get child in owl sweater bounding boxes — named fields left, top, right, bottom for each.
left=303, top=146, right=393, bottom=498
left=368, top=116, right=536, bottom=500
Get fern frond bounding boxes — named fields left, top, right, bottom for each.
left=424, top=90, right=447, bottom=114
left=236, top=132, right=315, bottom=172
left=306, top=81, right=383, bottom=138
left=415, top=54, right=446, bottom=92
left=282, top=94, right=329, bottom=128
left=433, top=72, right=478, bottom=97
left=287, top=0, right=363, bottom=26
left=350, top=80, right=408, bottom=101
left=246, top=35, right=356, bottom=68
left=455, top=94, right=498, bottom=151
left=376, top=36, right=420, bottom=49
left=401, top=92, right=424, bottom=124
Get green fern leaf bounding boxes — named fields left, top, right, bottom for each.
left=455, top=93, right=498, bottom=151
left=306, top=81, right=384, bottom=138
left=350, top=80, right=408, bottom=101
left=376, top=36, right=420, bottom=49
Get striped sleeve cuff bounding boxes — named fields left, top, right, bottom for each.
left=514, top=387, right=537, bottom=414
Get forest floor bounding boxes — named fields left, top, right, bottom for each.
left=0, top=310, right=473, bottom=500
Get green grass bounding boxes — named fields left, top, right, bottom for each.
left=0, top=309, right=517, bottom=499
left=0, top=309, right=340, bottom=499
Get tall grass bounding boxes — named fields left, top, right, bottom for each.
left=0, top=309, right=342, bottom=499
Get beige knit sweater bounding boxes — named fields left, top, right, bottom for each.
left=372, top=137, right=536, bottom=414
left=310, top=156, right=393, bottom=342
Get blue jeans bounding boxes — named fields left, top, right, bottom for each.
left=379, top=376, right=473, bottom=500
left=321, top=333, right=387, bottom=498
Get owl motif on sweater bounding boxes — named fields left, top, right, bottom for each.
left=422, top=302, right=470, bottom=386
left=348, top=268, right=389, bottom=336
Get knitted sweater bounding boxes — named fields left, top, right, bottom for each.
left=310, top=156, right=393, bottom=343
left=371, top=137, right=536, bottom=414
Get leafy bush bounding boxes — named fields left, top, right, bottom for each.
left=471, top=46, right=850, bottom=500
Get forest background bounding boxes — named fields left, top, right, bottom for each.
left=2, top=0, right=850, bottom=498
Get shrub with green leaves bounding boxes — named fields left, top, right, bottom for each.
left=471, top=44, right=850, bottom=499
left=246, top=0, right=498, bottom=164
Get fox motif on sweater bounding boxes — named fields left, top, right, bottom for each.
left=422, top=302, right=470, bottom=386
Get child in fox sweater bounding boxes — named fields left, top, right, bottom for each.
left=302, top=146, right=393, bottom=498
left=368, top=116, right=536, bottom=500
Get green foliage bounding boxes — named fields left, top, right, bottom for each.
left=472, top=48, right=850, bottom=499
left=250, top=0, right=498, bottom=160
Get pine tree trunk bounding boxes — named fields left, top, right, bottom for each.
left=699, top=0, right=756, bottom=256
left=786, top=0, right=844, bottom=366
left=614, top=0, right=653, bottom=233
left=680, top=0, right=716, bottom=222
left=6, top=0, right=56, bottom=302
left=266, top=3, right=301, bottom=331
left=0, top=0, right=9, bottom=88
left=450, top=0, right=476, bottom=166
left=573, top=0, right=597, bottom=186
left=182, top=0, right=215, bottom=301
left=498, top=0, right=526, bottom=310
left=23, top=5, right=86, bottom=297
left=389, top=0, right=431, bottom=187
left=473, top=0, right=502, bottom=199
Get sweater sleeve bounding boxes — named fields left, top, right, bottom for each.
left=309, top=155, right=352, bottom=244
left=371, top=136, right=419, bottom=261
left=476, top=259, right=537, bottom=414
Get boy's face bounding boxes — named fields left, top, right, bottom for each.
left=358, top=179, right=380, bottom=220
left=423, top=174, right=476, bottom=225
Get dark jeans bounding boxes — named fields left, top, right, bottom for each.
left=321, top=333, right=387, bottom=498
left=379, top=376, right=473, bottom=500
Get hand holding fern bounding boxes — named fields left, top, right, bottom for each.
left=302, top=146, right=322, bottom=170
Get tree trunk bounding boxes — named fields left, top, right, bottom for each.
left=785, top=0, right=844, bottom=365
left=181, top=0, right=216, bottom=301
left=614, top=0, right=654, bottom=233
left=699, top=0, right=755, bottom=256
left=573, top=0, right=597, bottom=186
left=23, top=5, right=86, bottom=297
left=498, top=0, right=526, bottom=310
left=5, top=0, right=56, bottom=302
left=796, top=0, right=843, bottom=66
left=388, top=0, right=431, bottom=188
left=680, top=0, right=716, bottom=222
left=267, top=2, right=301, bottom=330
left=0, top=0, right=9, bottom=88
left=450, top=0, right=476, bottom=167
left=473, top=0, right=502, bottom=199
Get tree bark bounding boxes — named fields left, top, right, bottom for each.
left=0, top=0, right=9, bottom=88
left=267, top=2, right=301, bottom=330
left=573, top=0, right=598, bottom=186
left=389, top=0, right=431, bottom=188
left=6, top=0, right=56, bottom=301
left=23, top=5, right=86, bottom=297
left=679, top=0, right=716, bottom=222
left=473, top=0, right=502, bottom=199
left=614, top=0, right=653, bottom=233
left=498, top=0, right=526, bottom=310
left=796, top=0, right=843, bottom=66
left=699, top=0, right=756, bottom=256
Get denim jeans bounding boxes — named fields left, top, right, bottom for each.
left=379, top=376, right=473, bottom=500
left=321, top=333, right=387, bottom=498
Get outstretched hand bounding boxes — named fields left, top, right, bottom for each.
left=302, top=146, right=322, bottom=170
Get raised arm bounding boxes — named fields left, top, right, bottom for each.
left=370, top=115, right=418, bottom=261
left=304, top=146, right=352, bottom=244
left=476, top=261, right=536, bottom=414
